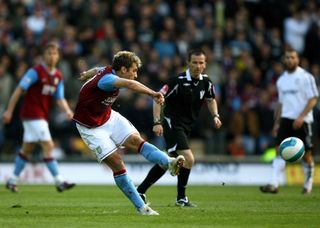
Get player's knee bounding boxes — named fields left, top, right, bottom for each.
left=124, top=133, right=143, bottom=151
left=41, top=141, right=55, bottom=154
left=183, top=153, right=194, bottom=168
left=185, top=157, right=195, bottom=168
left=303, top=150, right=313, bottom=163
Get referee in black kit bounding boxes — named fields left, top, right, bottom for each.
left=137, top=49, right=222, bottom=207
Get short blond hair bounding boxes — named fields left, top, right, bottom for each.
left=112, top=51, right=142, bottom=71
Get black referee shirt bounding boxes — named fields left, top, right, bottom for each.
left=160, top=70, right=216, bottom=130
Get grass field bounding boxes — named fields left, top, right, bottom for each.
left=0, top=185, right=319, bottom=228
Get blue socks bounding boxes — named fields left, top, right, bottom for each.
left=44, top=158, right=59, bottom=177
left=13, top=153, right=27, bottom=177
left=114, top=171, right=145, bottom=209
left=12, top=153, right=62, bottom=184
left=140, top=142, right=169, bottom=168
left=44, top=158, right=62, bottom=184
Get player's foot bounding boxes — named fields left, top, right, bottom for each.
left=138, top=205, right=159, bottom=215
left=56, top=181, right=76, bottom=192
left=175, top=197, right=196, bottom=207
left=168, top=155, right=185, bottom=176
left=302, top=188, right=311, bottom=194
left=259, top=184, right=278, bottom=194
left=6, top=179, right=19, bottom=193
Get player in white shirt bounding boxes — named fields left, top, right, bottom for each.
left=260, top=48, right=318, bottom=194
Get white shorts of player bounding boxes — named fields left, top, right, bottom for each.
left=76, top=110, right=138, bottom=163
left=22, top=119, right=52, bottom=142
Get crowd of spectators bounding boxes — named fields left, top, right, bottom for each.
left=1, top=0, right=320, bottom=160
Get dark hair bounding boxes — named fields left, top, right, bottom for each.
left=112, top=51, right=142, bottom=71
left=187, top=49, right=206, bottom=61
left=284, top=47, right=298, bottom=55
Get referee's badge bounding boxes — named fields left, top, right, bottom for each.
left=200, top=90, right=205, bottom=99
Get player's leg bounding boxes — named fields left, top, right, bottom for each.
left=40, top=140, right=75, bottom=192
left=300, top=122, right=314, bottom=194
left=260, top=118, right=290, bottom=194
left=6, top=142, right=36, bottom=192
left=76, top=119, right=159, bottom=215
left=102, top=151, right=158, bottom=215
left=27, top=120, right=75, bottom=192
left=259, top=147, right=284, bottom=193
left=175, top=149, right=196, bottom=207
left=124, top=133, right=184, bottom=175
left=110, top=110, right=184, bottom=176
left=137, top=116, right=186, bottom=202
left=302, top=150, right=314, bottom=194
left=136, top=164, right=166, bottom=203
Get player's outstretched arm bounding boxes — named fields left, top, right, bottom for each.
left=114, top=78, right=164, bottom=105
left=79, top=67, right=99, bottom=81
left=2, top=87, right=24, bottom=124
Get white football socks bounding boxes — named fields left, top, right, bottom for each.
left=270, top=156, right=286, bottom=187
left=302, top=161, right=314, bottom=191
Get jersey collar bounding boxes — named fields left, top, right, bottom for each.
left=41, top=63, right=57, bottom=75
left=186, top=69, right=203, bottom=81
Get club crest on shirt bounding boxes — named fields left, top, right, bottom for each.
left=200, top=90, right=205, bottom=99
left=54, top=77, right=59, bottom=85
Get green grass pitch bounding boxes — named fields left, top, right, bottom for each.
left=0, top=185, right=319, bottom=227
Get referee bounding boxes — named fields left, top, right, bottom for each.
left=137, top=49, right=222, bottom=206
left=260, top=48, right=318, bottom=194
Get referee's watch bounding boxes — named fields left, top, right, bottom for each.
left=213, top=114, right=220, bottom=119
left=153, top=117, right=161, bottom=126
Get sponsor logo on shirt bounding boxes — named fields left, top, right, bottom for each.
left=101, top=97, right=117, bottom=106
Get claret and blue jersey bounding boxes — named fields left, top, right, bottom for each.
left=73, top=67, right=122, bottom=128
left=19, top=64, right=64, bottom=120
left=19, top=65, right=64, bottom=99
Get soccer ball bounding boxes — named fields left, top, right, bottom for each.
left=279, top=137, right=305, bottom=162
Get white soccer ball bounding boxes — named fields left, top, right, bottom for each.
left=279, top=137, right=305, bottom=162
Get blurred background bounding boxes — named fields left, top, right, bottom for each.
left=0, top=0, right=320, bottom=165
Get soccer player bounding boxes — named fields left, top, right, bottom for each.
left=73, top=51, right=185, bottom=215
left=137, top=49, right=222, bottom=207
left=260, top=48, right=318, bottom=194
left=3, top=42, right=75, bottom=193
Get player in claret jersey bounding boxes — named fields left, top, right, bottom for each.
left=3, top=42, right=75, bottom=193
left=73, top=51, right=185, bottom=215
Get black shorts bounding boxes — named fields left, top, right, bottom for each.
left=276, top=118, right=313, bottom=150
left=162, top=117, right=191, bottom=154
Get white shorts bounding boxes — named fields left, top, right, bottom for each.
left=22, top=119, right=52, bottom=142
left=76, top=110, right=138, bottom=162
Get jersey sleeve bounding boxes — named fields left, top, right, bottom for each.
left=97, top=73, right=119, bottom=92
left=205, top=79, right=215, bottom=99
left=305, top=73, right=319, bottom=99
left=54, top=80, right=65, bottom=99
left=18, top=68, right=38, bottom=90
